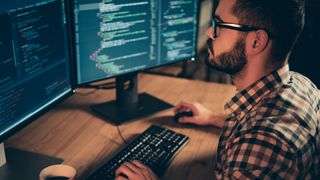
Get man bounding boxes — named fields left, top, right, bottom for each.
left=115, top=0, right=320, bottom=179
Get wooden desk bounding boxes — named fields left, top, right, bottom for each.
left=5, top=74, right=236, bottom=180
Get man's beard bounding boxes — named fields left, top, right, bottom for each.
left=205, top=36, right=247, bottom=76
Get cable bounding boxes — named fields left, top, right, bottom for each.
left=82, top=81, right=116, bottom=90
left=77, top=81, right=116, bottom=96
left=76, top=88, right=99, bottom=96
left=117, top=126, right=128, bottom=145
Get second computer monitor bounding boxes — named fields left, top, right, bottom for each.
left=73, top=0, right=199, bottom=84
left=72, top=0, right=199, bottom=123
left=0, top=0, right=74, bottom=178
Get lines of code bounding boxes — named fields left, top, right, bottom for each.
left=12, top=1, right=66, bottom=77
left=160, top=0, right=197, bottom=62
left=0, top=0, right=71, bottom=133
left=0, top=13, right=15, bottom=87
left=75, top=0, right=198, bottom=84
left=90, top=0, right=151, bottom=75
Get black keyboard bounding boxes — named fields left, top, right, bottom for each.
left=86, top=125, right=190, bottom=180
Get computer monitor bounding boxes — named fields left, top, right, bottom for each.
left=0, top=0, right=74, bottom=179
left=71, top=0, right=199, bottom=123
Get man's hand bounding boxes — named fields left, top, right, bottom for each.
left=115, top=160, right=158, bottom=180
left=174, top=100, right=227, bottom=128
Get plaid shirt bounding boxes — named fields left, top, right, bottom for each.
left=215, top=65, right=320, bottom=179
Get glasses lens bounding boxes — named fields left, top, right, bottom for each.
left=212, top=19, right=217, bottom=38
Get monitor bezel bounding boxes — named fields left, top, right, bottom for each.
left=67, top=0, right=201, bottom=86
left=0, top=0, right=76, bottom=143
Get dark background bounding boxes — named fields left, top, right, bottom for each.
left=290, top=0, right=320, bottom=87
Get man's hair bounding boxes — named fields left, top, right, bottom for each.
left=231, top=0, right=305, bottom=61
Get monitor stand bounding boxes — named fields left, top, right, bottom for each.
left=91, top=72, right=173, bottom=124
left=0, top=144, right=63, bottom=180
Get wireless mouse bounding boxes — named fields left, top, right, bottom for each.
left=174, top=111, right=193, bottom=122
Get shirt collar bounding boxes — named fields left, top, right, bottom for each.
left=224, top=64, right=291, bottom=121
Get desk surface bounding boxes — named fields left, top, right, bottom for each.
left=6, top=74, right=236, bottom=180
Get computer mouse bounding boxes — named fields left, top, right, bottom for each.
left=44, top=176, right=70, bottom=180
left=174, top=111, right=193, bottom=122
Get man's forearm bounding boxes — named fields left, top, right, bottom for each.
left=209, top=114, right=228, bottom=128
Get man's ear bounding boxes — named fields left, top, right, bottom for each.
left=246, top=30, right=270, bottom=55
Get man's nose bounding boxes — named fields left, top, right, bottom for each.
left=206, top=28, right=214, bottom=39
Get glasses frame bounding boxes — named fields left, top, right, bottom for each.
left=211, top=18, right=275, bottom=39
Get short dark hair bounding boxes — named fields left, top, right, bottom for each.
left=231, top=0, right=305, bottom=61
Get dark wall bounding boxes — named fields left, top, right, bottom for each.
left=290, top=1, right=320, bottom=88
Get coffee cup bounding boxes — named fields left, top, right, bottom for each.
left=39, top=164, right=76, bottom=180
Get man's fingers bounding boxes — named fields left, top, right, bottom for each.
left=132, top=160, right=158, bottom=180
left=132, top=160, right=146, bottom=168
left=174, top=101, right=188, bottom=113
left=174, top=101, right=197, bottom=114
left=124, top=162, right=140, bottom=172
left=115, top=175, right=128, bottom=180
left=115, top=161, right=159, bottom=180
left=178, top=116, right=195, bottom=123
left=115, top=163, right=136, bottom=177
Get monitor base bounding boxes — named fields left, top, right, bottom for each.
left=91, top=93, right=173, bottom=124
left=0, top=147, right=63, bottom=180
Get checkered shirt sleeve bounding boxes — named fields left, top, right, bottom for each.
left=222, top=128, right=298, bottom=179
left=215, top=65, right=320, bottom=179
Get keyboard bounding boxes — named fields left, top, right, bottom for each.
left=86, top=125, right=190, bottom=180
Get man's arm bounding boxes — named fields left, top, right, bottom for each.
left=174, top=100, right=227, bottom=128
left=220, top=131, right=298, bottom=179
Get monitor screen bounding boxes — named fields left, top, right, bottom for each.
left=0, top=0, right=73, bottom=142
left=73, top=0, right=199, bottom=84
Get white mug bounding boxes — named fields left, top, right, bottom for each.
left=39, top=164, right=76, bottom=180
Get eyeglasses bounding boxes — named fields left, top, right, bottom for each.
left=211, top=17, right=275, bottom=39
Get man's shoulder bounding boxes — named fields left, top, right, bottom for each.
left=238, top=106, right=317, bottom=152
left=248, top=70, right=319, bottom=129
left=290, top=71, right=319, bottom=90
